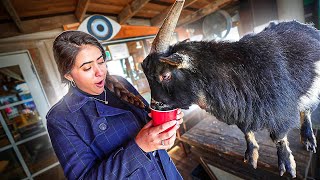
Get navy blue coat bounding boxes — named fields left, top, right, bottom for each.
left=46, top=76, right=182, bottom=180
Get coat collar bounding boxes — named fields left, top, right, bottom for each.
left=64, top=87, right=89, bottom=113
left=64, top=87, right=131, bottom=116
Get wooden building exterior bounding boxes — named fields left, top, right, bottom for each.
left=0, top=0, right=318, bottom=179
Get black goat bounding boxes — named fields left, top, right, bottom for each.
left=142, top=0, right=319, bottom=178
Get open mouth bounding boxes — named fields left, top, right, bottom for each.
left=150, top=99, right=190, bottom=110
left=95, top=80, right=105, bottom=88
left=150, top=100, right=175, bottom=111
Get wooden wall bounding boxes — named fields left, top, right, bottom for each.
left=238, top=0, right=278, bottom=36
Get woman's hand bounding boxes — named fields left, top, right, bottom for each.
left=135, top=120, right=180, bottom=152
left=135, top=108, right=184, bottom=153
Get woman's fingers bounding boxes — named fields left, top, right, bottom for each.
left=136, top=117, right=182, bottom=152
left=158, top=123, right=179, bottom=140
left=155, top=120, right=177, bottom=134
left=167, top=133, right=177, bottom=147
left=160, top=132, right=177, bottom=149
left=157, top=123, right=180, bottom=150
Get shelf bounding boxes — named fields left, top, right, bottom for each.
left=0, top=98, right=33, bottom=110
left=18, top=91, right=30, bottom=96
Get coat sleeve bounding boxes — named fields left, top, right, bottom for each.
left=47, top=116, right=153, bottom=180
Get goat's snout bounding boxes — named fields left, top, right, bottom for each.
left=150, top=98, right=175, bottom=111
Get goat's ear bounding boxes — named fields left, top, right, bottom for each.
left=160, top=53, right=183, bottom=66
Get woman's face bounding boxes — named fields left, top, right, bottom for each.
left=65, top=45, right=107, bottom=95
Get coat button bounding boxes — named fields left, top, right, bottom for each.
left=99, top=123, right=107, bottom=131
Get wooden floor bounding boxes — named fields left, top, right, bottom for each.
left=168, top=145, right=199, bottom=180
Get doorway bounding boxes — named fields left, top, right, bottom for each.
left=0, top=51, right=64, bottom=179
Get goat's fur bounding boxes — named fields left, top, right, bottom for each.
left=142, top=21, right=320, bottom=177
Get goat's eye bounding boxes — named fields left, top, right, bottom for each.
left=159, top=72, right=172, bottom=82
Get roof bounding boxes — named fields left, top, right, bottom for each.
left=0, top=0, right=238, bottom=38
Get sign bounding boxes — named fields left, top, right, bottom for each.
left=108, top=43, right=130, bottom=60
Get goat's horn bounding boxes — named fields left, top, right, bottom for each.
left=150, top=0, right=185, bottom=53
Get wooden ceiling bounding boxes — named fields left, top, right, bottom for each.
left=0, top=0, right=238, bottom=39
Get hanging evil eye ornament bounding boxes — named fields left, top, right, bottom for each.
left=78, top=15, right=121, bottom=41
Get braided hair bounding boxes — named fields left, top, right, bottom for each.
left=106, top=75, right=147, bottom=109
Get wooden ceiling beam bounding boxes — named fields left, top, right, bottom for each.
left=0, top=14, right=77, bottom=39
left=1, top=0, right=25, bottom=32
left=75, top=0, right=90, bottom=22
left=177, top=0, right=233, bottom=27
left=112, top=25, right=158, bottom=40
left=151, top=0, right=198, bottom=27
left=118, top=0, right=150, bottom=24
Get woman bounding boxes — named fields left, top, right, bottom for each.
left=46, top=31, right=184, bottom=179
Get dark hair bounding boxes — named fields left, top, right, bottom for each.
left=52, top=31, right=146, bottom=109
left=53, top=30, right=106, bottom=84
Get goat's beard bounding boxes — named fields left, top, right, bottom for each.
left=150, top=101, right=175, bottom=111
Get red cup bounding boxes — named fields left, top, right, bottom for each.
left=151, top=108, right=178, bottom=132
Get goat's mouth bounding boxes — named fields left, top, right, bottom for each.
left=150, top=99, right=175, bottom=111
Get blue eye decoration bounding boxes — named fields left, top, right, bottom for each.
left=78, top=15, right=121, bottom=41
